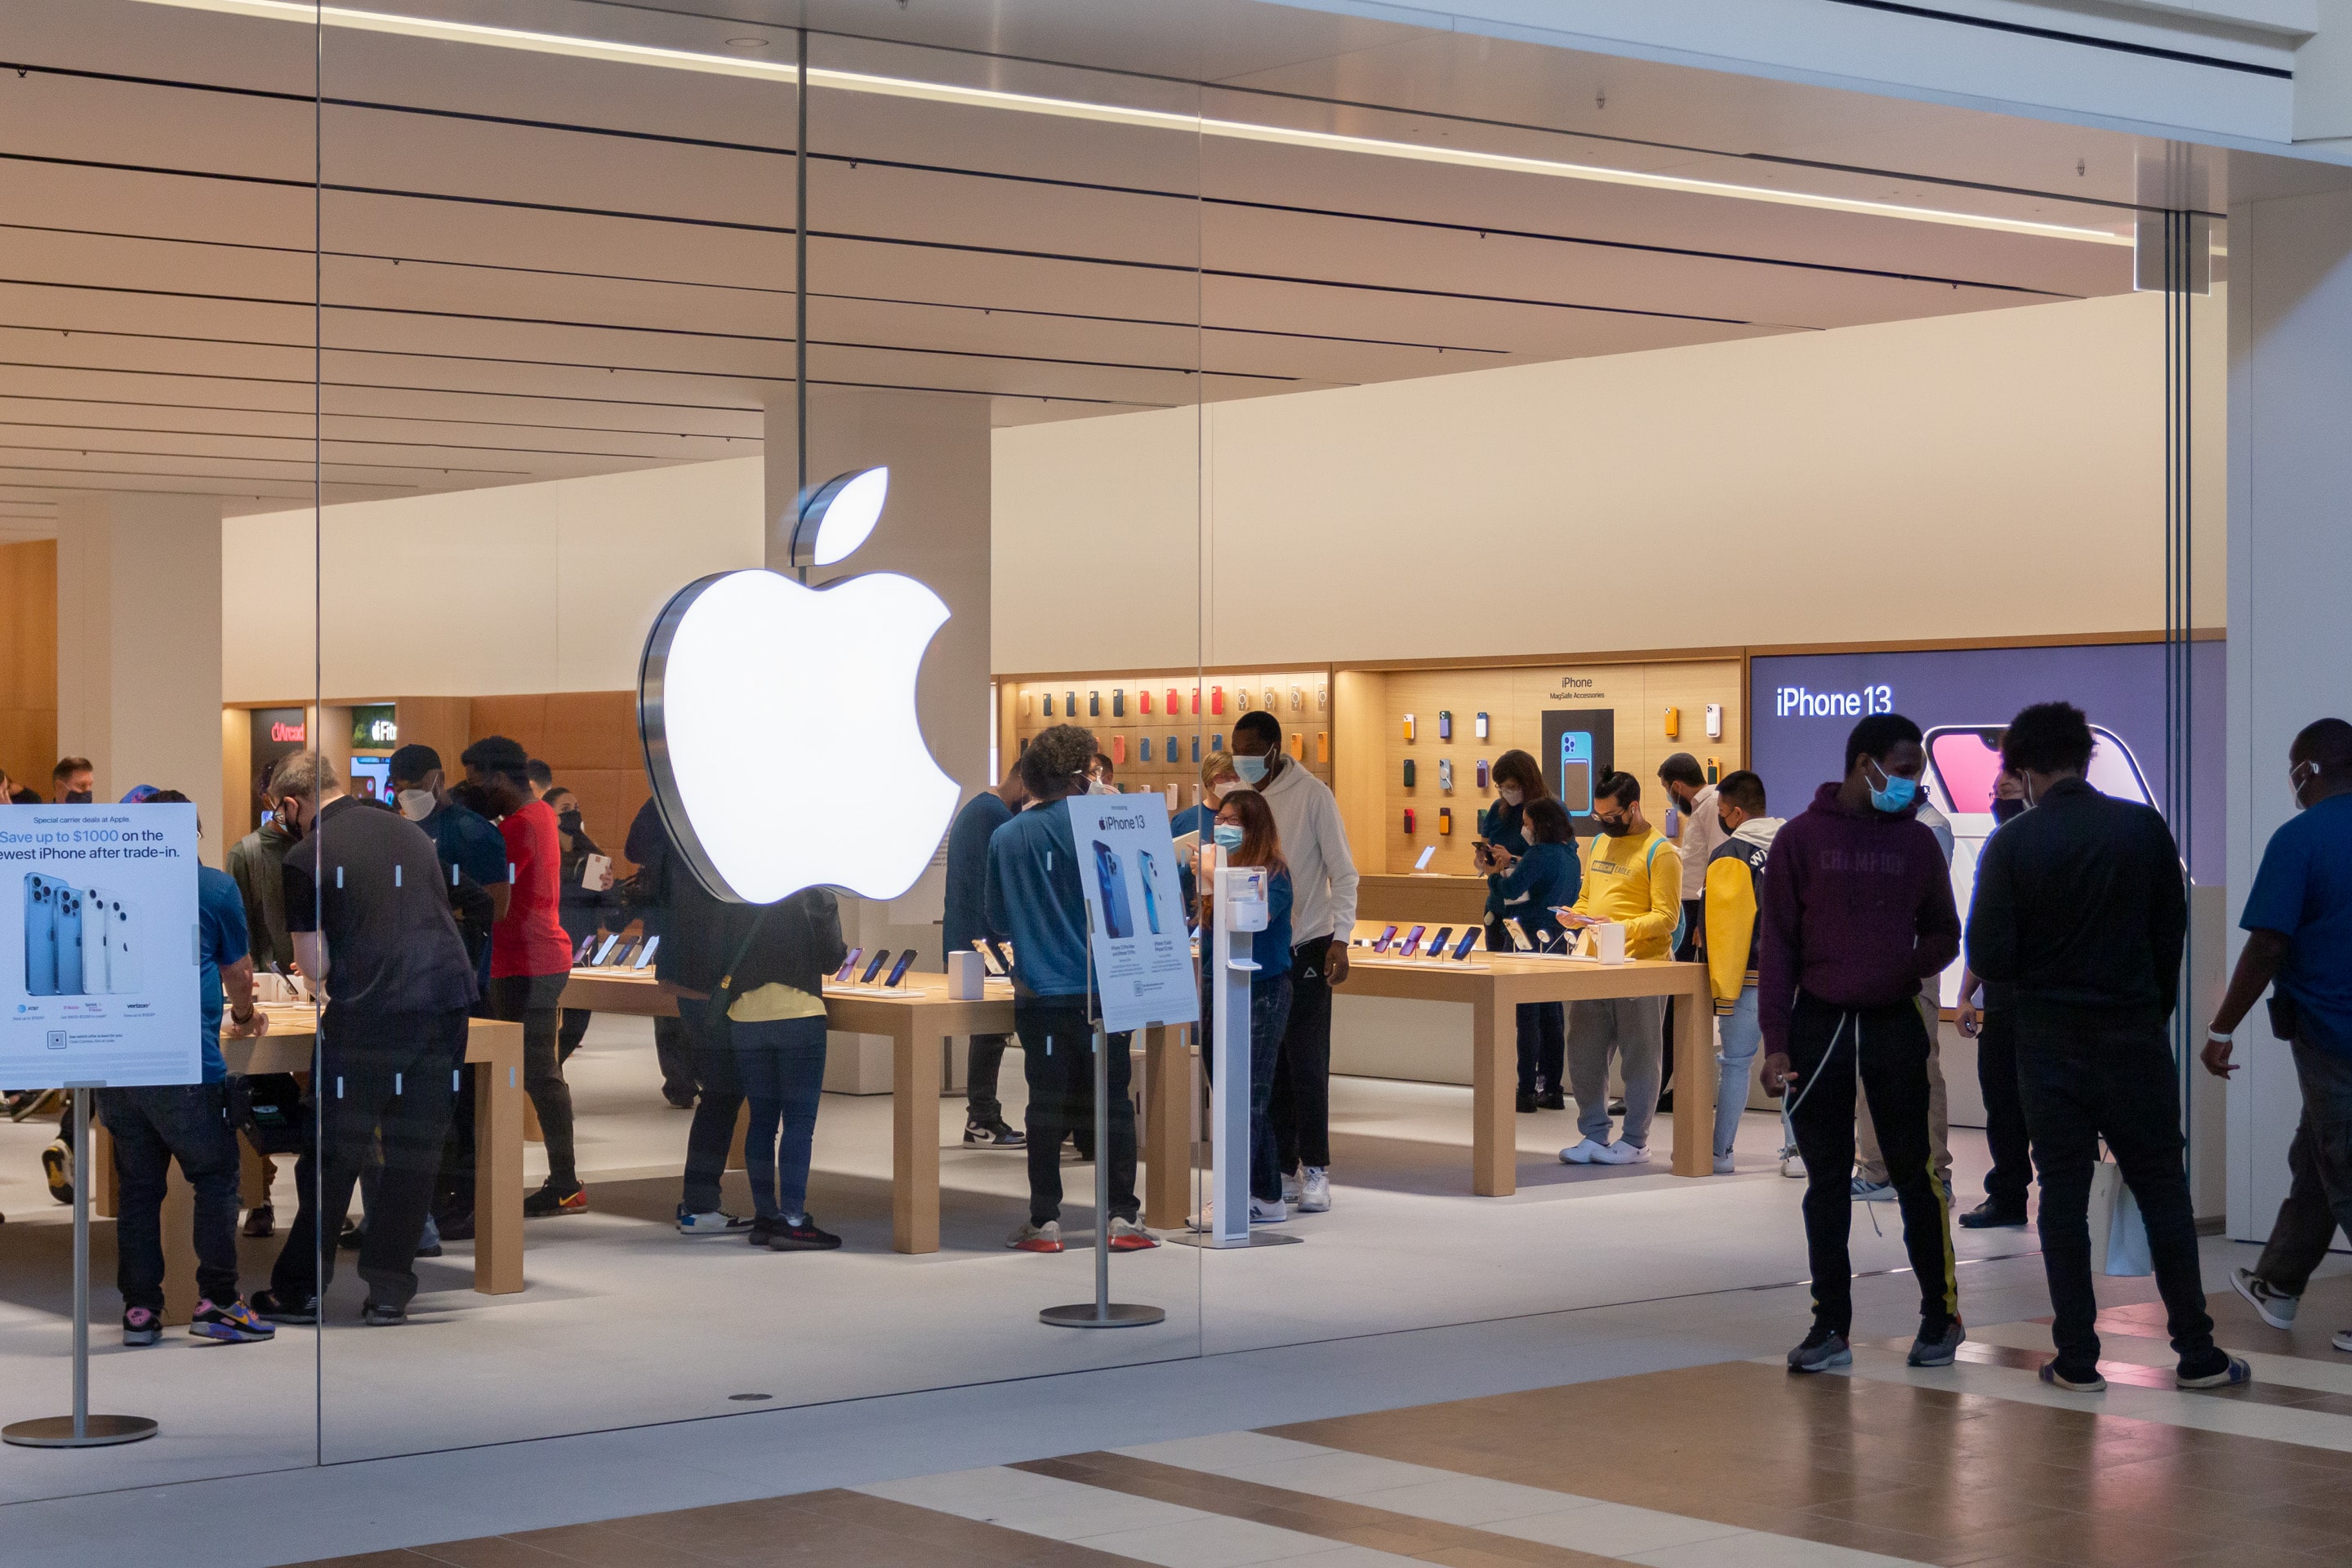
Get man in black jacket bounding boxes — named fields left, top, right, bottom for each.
left=1967, top=702, right=2245, bottom=1393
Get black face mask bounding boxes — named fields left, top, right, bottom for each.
left=558, top=809, right=584, bottom=837
left=1595, top=813, right=1631, bottom=837
left=63, top=791, right=91, bottom=804
left=1990, top=797, right=2025, bottom=825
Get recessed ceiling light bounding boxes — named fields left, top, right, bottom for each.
left=725, top=37, right=768, bottom=48
left=130, top=0, right=2131, bottom=246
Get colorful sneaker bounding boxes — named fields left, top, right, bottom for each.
left=122, top=1306, right=160, bottom=1348
left=1298, top=1168, right=1331, bottom=1213
left=523, top=1180, right=587, bottom=1217
left=768, top=1213, right=843, bottom=1251
left=677, top=1205, right=755, bottom=1236
left=1108, top=1217, right=1158, bottom=1251
left=189, top=1298, right=275, bottom=1343
left=1909, top=1317, right=1965, bottom=1368
left=1008, top=1219, right=1062, bottom=1253
left=1787, top=1326, right=1851, bottom=1374
left=2040, top=1361, right=2106, bottom=1393
left=2231, top=1267, right=2300, bottom=1330
left=964, top=1119, right=1027, bottom=1148
left=2178, top=1354, right=2253, bottom=1390
left=42, top=1140, right=71, bottom=1205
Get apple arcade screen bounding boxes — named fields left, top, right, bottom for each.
left=0, top=804, right=204, bottom=1088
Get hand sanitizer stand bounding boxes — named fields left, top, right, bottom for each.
left=1169, top=848, right=1300, bottom=1250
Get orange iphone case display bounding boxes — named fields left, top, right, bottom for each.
left=1210, top=686, right=1224, bottom=715
left=1403, top=808, right=1416, bottom=834
left=1402, top=714, right=1416, bottom=742
left=1287, top=734, right=1303, bottom=760
left=1439, top=807, right=1453, bottom=835
left=1111, top=735, right=1126, bottom=764
left=1316, top=733, right=1329, bottom=764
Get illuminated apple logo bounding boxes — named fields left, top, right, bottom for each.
left=639, top=467, right=960, bottom=904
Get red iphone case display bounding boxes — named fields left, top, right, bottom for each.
left=1210, top=686, right=1224, bottom=715
left=1139, top=690, right=1153, bottom=714
left=1111, top=735, right=1126, bottom=764
left=1169, top=688, right=1183, bottom=715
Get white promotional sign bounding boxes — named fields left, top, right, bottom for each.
left=1066, top=795, right=1198, bottom=1035
left=0, top=804, right=203, bottom=1088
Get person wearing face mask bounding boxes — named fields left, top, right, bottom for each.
left=0, top=765, right=35, bottom=804
left=228, top=763, right=301, bottom=981
left=385, top=746, right=509, bottom=1001
left=1952, top=765, right=2034, bottom=1230
left=1482, top=794, right=1580, bottom=1112
left=1702, top=771, right=1783, bottom=1175
left=1192, top=789, right=1295, bottom=1226
left=1173, top=753, right=1238, bottom=927
left=1555, top=773, right=1681, bottom=1165
left=1655, top=755, right=1723, bottom=1114
left=1762, top=713, right=1964, bottom=1377
left=51, top=755, right=93, bottom=804
left=1478, top=751, right=1566, bottom=1110
left=545, top=785, right=617, bottom=1062
left=2208, top=718, right=2352, bottom=1352
left=1229, top=710, right=1357, bottom=1215
left=1967, top=702, right=2243, bottom=1394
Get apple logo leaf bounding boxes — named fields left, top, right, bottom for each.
left=640, top=466, right=960, bottom=905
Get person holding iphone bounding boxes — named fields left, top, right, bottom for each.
left=1174, top=752, right=1239, bottom=924
left=1482, top=796, right=1580, bottom=1112
left=987, top=724, right=1156, bottom=1254
left=1556, top=773, right=1682, bottom=1165
left=1193, top=789, right=1294, bottom=1225
left=1476, top=751, right=1567, bottom=1111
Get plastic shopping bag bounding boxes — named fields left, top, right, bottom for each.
left=2086, top=1158, right=2154, bottom=1277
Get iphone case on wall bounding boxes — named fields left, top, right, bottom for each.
left=1287, top=734, right=1303, bottom=759
left=1402, top=759, right=1416, bottom=788
left=1290, top=686, right=1302, bottom=711
left=1209, top=735, right=1223, bottom=752
left=1402, top=713, right=1415, bottom=742
left=1066, top=691, right=1076, bottom=716
left=1188, top=688, right=1199, bottom=715
left=1211, top=686, right=1224, bottom=715
left=1191, top=736, right=1200, bottom=763
left=1112, top=688, right=1125, bottom=717
left=1263, top=688, right=1276, bottom=711
left=1042, top=693, right=1054, bottom=717
left=1111, top=735, right=1126, bottom=764
left=1438, top=759, right=1454, bottom=791
left=1021, top=692, right=1032, bottom=716
left=1139, top=737, right=1152, bottom=762
left=1476, top=711, right=1490, bottom=739
left=1238, top=688, right=1251, bottom=710
left=1168, top=688, right=1181, bottom=715
left=1439, top=807, right=1453, bottom=835
left=1476, top=759, right=1490, bottom=788
left=1089, top=691, right=1100, bottom=717
left=1439, top=710, right=1452, bottom=740
left=1318, top=684, right=1328, bottom=710
left=1402, top=808, right=1415, bottom=834
left=1316, top=733, right=1329, bottom=764
left=1172, top=732, right=1183, bottom=760
left=1139, top=690, right=1152, bottom=714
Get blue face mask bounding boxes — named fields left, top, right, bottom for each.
left=1231, top=753, right=1268, bottom=785
left=1212, top=823, right=1245, bottom=851
left=1864, top=759, right=1919, bottom=814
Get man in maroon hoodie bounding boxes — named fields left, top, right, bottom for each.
left=1760, top=713, right=1963, bottom=1374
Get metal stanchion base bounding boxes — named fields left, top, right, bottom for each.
left=3, top=1414, right=158, bottom=1448
left=1163, top=1229, right=1303, bottom=1249
left=1039, top=1302, right=1165, bottom=1329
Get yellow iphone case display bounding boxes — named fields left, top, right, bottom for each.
left=1287, top=733, right=1303, bottom=760
left=1316, top=733, right=1329, bottom=764
left=1439, top=807, right=1453, bottom=835
left=1663, top=705, right=1681, bottom=740
left=1402, top=714, right=1415, bottom=742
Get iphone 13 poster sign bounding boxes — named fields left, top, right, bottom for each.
left=1066, top=795, right=1196, bottom=1035
left=2, top=803, right=202, bottom=1087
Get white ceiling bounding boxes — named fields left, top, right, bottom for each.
left=0, top=0, right=2317, bottom=532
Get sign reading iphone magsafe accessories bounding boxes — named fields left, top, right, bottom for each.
left=1066, top=795, right=1197, bottom=1036
left=0, top=804, right=202, bottom=1087
left=639, top=466, right=961, bottom=906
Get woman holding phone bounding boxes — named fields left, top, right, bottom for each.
left=1194, top=789, right=1296, bottom=1223
left=1477, top=751, right=1577, bottom=1111
left=1484, top=797, right=1582, bottom=1111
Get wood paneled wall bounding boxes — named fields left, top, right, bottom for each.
left=0, top=541, right=57, bottom=798
left=469, top=691, right=650, bottom=871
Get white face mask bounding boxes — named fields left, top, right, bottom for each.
left=397, top=789, right=437, bottom=822
left=1499, top=785, right=1524, bottom=807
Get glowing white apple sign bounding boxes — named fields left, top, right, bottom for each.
left=640, top=467, right=960, bottom=904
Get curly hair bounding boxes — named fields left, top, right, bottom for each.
left=1018, top=723, right=1098, bottom=796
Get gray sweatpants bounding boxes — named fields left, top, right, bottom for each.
left=1567, top=995, right=1666, bottom=1150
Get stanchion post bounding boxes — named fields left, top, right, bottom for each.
left=1040, top=964, right=1165, bottom=1328
left=4, top=1084, right=158, bottom=1448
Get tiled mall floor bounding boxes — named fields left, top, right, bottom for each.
left=289, top=1284, right=2352, bottom=1568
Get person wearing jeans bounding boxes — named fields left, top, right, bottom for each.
left=463, top=736, right=583, bottom=1216
left=943, top=763, right=1030, bottom=1147
left=1195, top=787, right=1295, bottom=1223
left=988, top=722, right=1155, bottom=1253
left=1559, top=772, right=1682, bottom=1166
left=2206, top=718, right=2352, bottom=1347
left=1970, top=701, right=2242, bottom=1392
left=1700, top=771, right=1781, bottom=1174
left=1956, top=961, right=2033, bottom=1227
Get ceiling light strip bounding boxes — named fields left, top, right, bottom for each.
left=131, top=0, right=2128, bottom=246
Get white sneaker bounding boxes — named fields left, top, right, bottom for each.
left=1298, top=1167, right=1330, bottom=1213
left=1249, top=1196, right=1289, bottom=1223
left=1712, top=1153, right=1735, bottom=1175
left=1592, top=1142, right=1650, bottom=1165
left=2232, top=1267, right=2301, bottom=1330
left=2331, top=1328, right=2352, bottom=1354
left=1281, top=1169, right=1303, bottom=1205
left=1559, top=1138, right=1606, bottom=1165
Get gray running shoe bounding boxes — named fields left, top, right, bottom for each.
left=1787, top=1328, right=1852, bottom=1374
left=1909, top=1318, right=1966, bottom=1368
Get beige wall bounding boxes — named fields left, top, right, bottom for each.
left=222, top=457, right=764, bottom=702
left=992, top=289, right=2227, bottom=673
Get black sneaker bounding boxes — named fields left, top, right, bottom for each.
left=1535, top=1089, right=1566, bottom=1111
left=435, top=1211, right=475, bottom=1242
left=360, top=1298, right=407, bottom=1327
left=243, top=1204, right=275, bottom=1239
left=122, top=1306, right=161, bottom=1347
left=1516, top=1089, right=1539, bottom=1113
left=338, top=1222, right=365, bottom=1251
left=964, top=1119, right=1027, bottom=1148
left=523, top=1180, right=587, bottom=1217
left=1958, top=1199, right=2029, bottom=1230
left=1787, top=1325, right=1852, bottom=1374
left=1909, top=1317, right=1965, bottom=1367
left=251, top=1289, right=318, bottom=1325
left=415, top=1239, right=443, bottom=1259
left=768, top=1213, right=843, bottom=1251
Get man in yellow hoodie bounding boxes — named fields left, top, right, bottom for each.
left=1558, top=771, right=1683, bottom=1166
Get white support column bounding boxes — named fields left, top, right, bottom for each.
left=2225, top=189, right=2352, bottom=1241
left=54, top=494, right=225, bottom=864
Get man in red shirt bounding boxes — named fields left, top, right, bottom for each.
left=462, top=736, right=586, bottom=1214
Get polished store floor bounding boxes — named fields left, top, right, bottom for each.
left=289, top=1282, right=2352, bottom=1568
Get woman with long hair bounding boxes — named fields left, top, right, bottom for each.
left=1196, top=786, right=1297, bottom=1224
left=1477, top=750, right=1580, bottom=1111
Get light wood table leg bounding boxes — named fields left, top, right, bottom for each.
left=1471, top=992, right=1513, bottom=1196
left=1143, top=1024, right=1193, bottom=1231
left=474, top=1053, right=524, bottom=1294
left=239, top=1134, right=270, bottom=1209
left=726, top=1101, right=747, bottom=1171
left=892, top=1023, right=942, bottom=1254
left=1670, top=976, right=1715, bottom=1177
left=91, top=1121, right=118, bottom=1218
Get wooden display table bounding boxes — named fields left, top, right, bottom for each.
left=1335, top=946, right=1715, bottom=1189
left=559, top=968, right=1198, bottom=1246
left=94, top=1009, right=527, bottom=1325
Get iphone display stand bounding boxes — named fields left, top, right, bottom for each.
left=4, top=1086, right=158, bottom=1449
left=1039, top=1014, right=1168, bottom=1328
left=1169, top=851, right=1300, bottom=1251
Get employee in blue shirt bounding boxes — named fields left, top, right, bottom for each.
left=944, top=761, right=1029, bottom=1148
left=1483, top=796, right=1582, bottom=1111
left=987, top=723, right=1156, bottom=1255
left=2207, top=717, right=2352, bottom=1341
